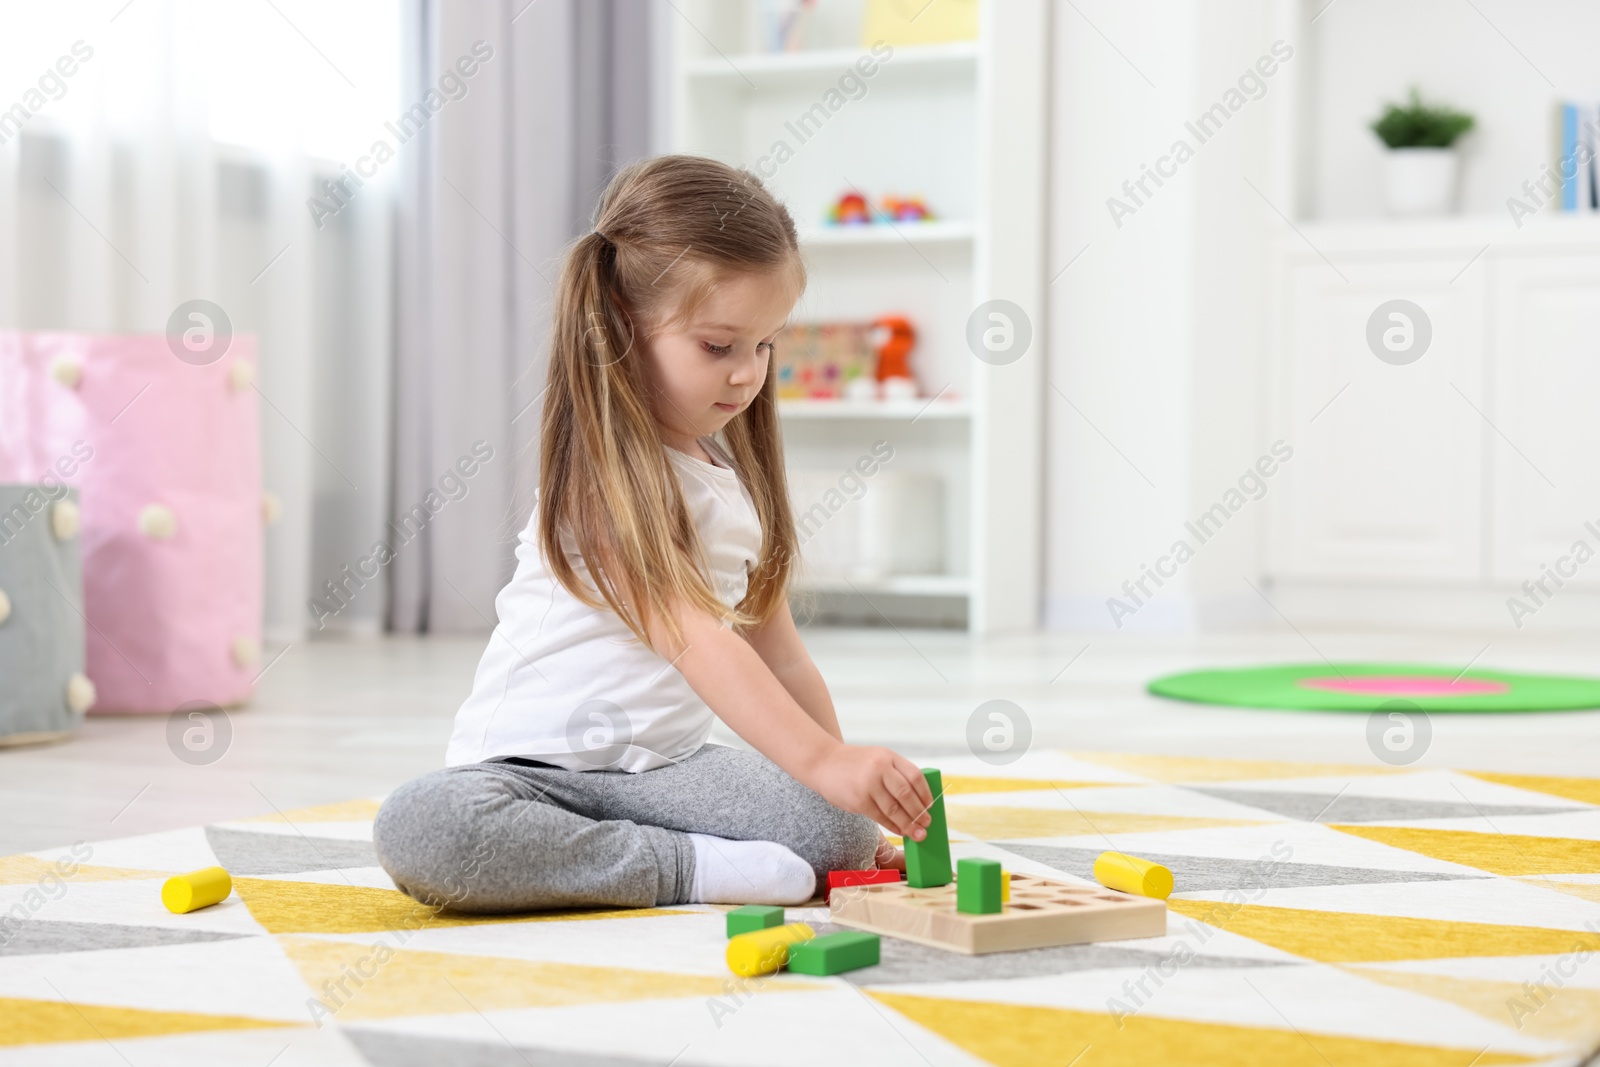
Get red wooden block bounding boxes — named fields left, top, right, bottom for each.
left=826, top=868, right=902, bottom=903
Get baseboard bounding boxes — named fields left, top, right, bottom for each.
left=1270, top=581, right=1600, bottom=634
left=1044, top=591, right=1271, bottom=632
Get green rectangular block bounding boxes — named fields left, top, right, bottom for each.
left=956, top=857, right=1002, bottom=914
left=726, top=905, right=785, bottom=938
left=904, top=767, right=952, bottom=888
left=787, top=931, right=880, bottom=975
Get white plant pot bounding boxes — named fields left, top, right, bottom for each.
left=1383, top=147, right=1459, bottom=217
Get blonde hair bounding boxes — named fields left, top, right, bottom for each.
left=538, top=155, right=806, bottom=652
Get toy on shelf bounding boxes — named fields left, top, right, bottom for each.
left=824, top=192, right=937, bottom=227
left=0, top=332, right=265, bottom=714
left=831, top=871, right=1167, bottom=955
left=775, top=322, right=874, bottom=400
left=775, top=317, right=919, bottom=402
left=162, top=866, right=233, bottom=914
left=826, top=868, right=902, bottom=903
left=870, top=316, right=918, bottom=402
left=861, top=0, right=977, bottom=47
left=726, top=904, right=785, bottom=937
left=827, top=192, right=873, bottom=226
left=0, top=485, right=92, bottom=744
left=758, top=0, right=817, bottom=53
left=1094, top=851, right=1174, bottom=900
left=879, top=196, right=932, bottom=222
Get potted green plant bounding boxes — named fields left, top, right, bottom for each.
left=1370, top=87, right=1476, bottom=217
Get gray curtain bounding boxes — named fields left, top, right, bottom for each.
left=389, top=0, right=659, bottom=633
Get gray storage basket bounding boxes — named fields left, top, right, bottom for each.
left=0, top=485, right=91, bottom=745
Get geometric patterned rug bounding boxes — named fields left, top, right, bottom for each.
left=4, top=750, right=1599, bottom=1066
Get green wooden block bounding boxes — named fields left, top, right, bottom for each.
left=904, top=767, right=951, bottom=888
left=956, top=857, right=1002, bottom=914
left=787, top=931, right=880, bottom=976
left=726, top=905, right=784, bottom=938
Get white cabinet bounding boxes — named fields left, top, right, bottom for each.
left=1489, top=253, right=1600, bottom=588
left=1272, top=257, right=1488, bottom=581
left=1269, top=221, right=1600, bottom=597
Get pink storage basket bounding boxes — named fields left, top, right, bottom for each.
left=0, top=331, right=263, bottom=713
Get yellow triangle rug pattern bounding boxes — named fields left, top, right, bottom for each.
left=3, top=750, right=1596, bottom=1063
left=1166, top=899, right=1600, bottom=962
left=1331, top=825, right=1600, bottom=876
left=233, top=876, right=693, bottom=935
left=278, top=935, right=770, bottom=1022
left=1070, top=751, right=1406, bottom=783
left=1, top=997, right=301, bottom=1047
left=1345, top=965, right=1600, bottom=1043
left=867, top=992, right=1536, bottom=1067
left=945, top=806, right=1266, bottom=840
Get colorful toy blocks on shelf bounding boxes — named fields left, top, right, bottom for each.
left=0, top=485, right=91, bottom=746
left=787, top=931, right=880, bottom=976
left=726, top=904, right=785, bottom=937
left=956, top=857, right=1003, bottom=914
left=903, top=767, right=951, bottom=888
left=726, top=922, right=814, bottom=978
left=826, top=868, right=902, bottom=903
left=161, top=866, right=233, bottom=914
left=1094, top=851, right=1174, bottom=900
left=0, top=331, right=265, bottom=713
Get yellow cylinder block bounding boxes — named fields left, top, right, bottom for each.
left=1093, top=851, right=1173, bottom=900
left=161, top=866, right=233, bottom=914
left=726, top=921, right=814, bottom=977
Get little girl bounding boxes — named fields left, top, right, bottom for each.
left=373, top=155, right=932, bottom=912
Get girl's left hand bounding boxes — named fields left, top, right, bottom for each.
left=874, top=833, right=904, bottom=871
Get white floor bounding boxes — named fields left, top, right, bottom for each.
left=4, top=624, right=1599, bottom=855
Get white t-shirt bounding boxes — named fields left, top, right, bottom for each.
left=445, top=436, right=763, bottom=772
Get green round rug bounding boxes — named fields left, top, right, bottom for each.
left=1148, top=663, right=1600, bottom=713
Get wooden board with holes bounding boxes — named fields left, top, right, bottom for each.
left=828, top=872, right=1166, bottom=955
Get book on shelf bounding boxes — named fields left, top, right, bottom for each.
left=1557, top=101, right=1600, bottom=212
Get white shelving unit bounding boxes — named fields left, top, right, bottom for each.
left=668, top=0, right=1048, bottom=633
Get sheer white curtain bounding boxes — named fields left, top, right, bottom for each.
left=387, top=0, right=662, bottom=633
left=0, top=0, right=399, bottom=642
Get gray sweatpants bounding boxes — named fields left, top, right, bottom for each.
left=372, top=743, right=880, bottom=912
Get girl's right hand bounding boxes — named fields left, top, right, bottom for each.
left=809, top=744, right=934, bottom=842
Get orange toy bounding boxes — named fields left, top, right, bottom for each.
left=871, top=316, right=916, bottom=383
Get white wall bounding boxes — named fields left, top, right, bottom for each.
left=1044, top=0, right=1280, bottom=632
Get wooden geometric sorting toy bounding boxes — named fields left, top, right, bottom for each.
left=830, top=871, right=1166, bottom=955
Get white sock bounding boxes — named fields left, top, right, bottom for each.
left=687, top=833, right=816, bottom=905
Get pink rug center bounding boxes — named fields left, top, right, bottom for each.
left=1297, top=675, right=1510, bottom=697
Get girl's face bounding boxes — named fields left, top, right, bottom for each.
left=644, top=269, right=795, bottom=454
